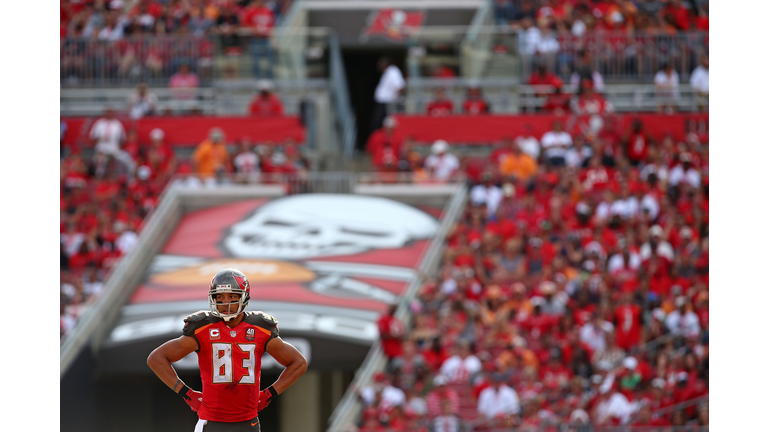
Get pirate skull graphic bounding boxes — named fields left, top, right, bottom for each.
left=223, top=194, right=439, bottom=260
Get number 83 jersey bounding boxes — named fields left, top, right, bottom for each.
left=182, top=310, right=279, bottom=422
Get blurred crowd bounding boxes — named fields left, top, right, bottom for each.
left=494, top=0, right=708, bottom=34
left=360, top=112, right=708, bottom=430
left=60, top=108, right=306, bottom=340
left=61, top=0, right=290, bottom=39
left=60, top=0, right=290, bottom=82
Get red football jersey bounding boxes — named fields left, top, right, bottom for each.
left=182, top=310, right=279, bottom=422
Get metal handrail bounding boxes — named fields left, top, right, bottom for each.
left=327, top=31, right=357, bottom=158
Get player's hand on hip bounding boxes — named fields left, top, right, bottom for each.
left=258, top=386, right=278, bottom=411
left=180, top=387, right=203, bottom=412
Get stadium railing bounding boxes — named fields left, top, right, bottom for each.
left=519, top=31, right=709, bottom=83
left=397, top=78, right=707, bottom=114
left=401, top=27, right=706, bottom=82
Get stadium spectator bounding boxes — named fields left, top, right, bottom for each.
left=528, top=63, right=563, bottom=95
left=233, top=137, right=260, bottom=183
left=622, top=118, right=654, bottom=167
left=665, top=296, right=701, bottom=339
left=579, top=312, right=614, bottom=353
left=424, top=140, right=461, bottom=182
left=690, top=55, right=709, bottom=111
left=126, top=82, right=158, bottom=120
left=425, top=374, right=460, bottom=419
left=389, top=339, right=427, bottom=390
left=378, top=304, right=406, bottom=359
left=462, top=85, right=490, bottom=115
left=371, top=57, right=406, bottom=134
left=570, top=50, right=605, bottom=93
left=240, top=0, right=276, bottom=78
left=440, top=339, right=482, bottom=384
left=432, top=399, right=461, bottom=432
left=169, top=62, right=200, bottom=111
left=359, top=371, right=406, bottom=413
left=192, top=127, right=230, bottom=179
left=541, top=83, right=572, bottom=115
left=426, top=87, right=454, bottom=116
left=654, top=63, right=680, bottom=114
left=248, top=80, right=284, bottom=116
left=476, top=372, right=521, bottom=424
left=573, top=78, right=614, bottom=117
left=366, top=116, right=404, bottom=170
left=90, top=107, right=126, bottom=157
left=669, top=152, right=702, bottom=189
left=470, top=172, right=503, bottom=217
left=517, top=124, right=541, bottom=160
left=565, top=134, right=593, bottom=168
left=540, top=119, right=573, bottom=167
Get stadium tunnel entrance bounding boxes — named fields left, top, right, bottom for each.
left=341, top=47, right=407, bottom=154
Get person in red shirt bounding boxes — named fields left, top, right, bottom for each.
left=426, top=87, right=454, bottom=116
left=573, top=78, right=613, bottom=116
left=462, top=85, right=490, bottom=115
left=240, top=0, right=276, bottom=78
left=541, top=83, right=572, bottom=115
left=147, top=268, right=307, bottom=430
left=613, top=291, right=642, bottom=351
left=622, top=119, right=655, bottom=166
left=528, top=63, right=563, bottom=96
left=377, top=304, right=406, bottom=359
left=366, top=116, right=404, bottom=169
left=249, top=80, right=284, bottom=116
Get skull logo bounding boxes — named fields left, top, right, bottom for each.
left=223, top=194, right=439, bottom=260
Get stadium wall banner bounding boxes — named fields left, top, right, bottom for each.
left=99, top=194, right=442, bottom=373
left=61, top=116, right=306, bottom=147
left=392, top=113, right=709, bottom=144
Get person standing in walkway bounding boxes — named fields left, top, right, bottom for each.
left=370, top=57, right=405, bottom=137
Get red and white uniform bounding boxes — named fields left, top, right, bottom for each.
left=182, top=310, right=279, bottom=422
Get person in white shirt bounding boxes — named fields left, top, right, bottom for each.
left=668, top=153, right=701, bottom=188
left=570, top=50, right=605, bottom=92
left=595, top=388, right=637, bottom=425
left=607, top=246, right=641, bottom=275
left=476, top=373, right=521, bottom=420
left=359, top=372, right=406, bottom=411
left=433, top=399, right=461, bottom=432
left=654, top=63, right=680, bottom=113
left=371, top=57, right=405, bottom=134
left=425, top=140, right=460, bottom=182
left=517, top=127, right=541, bottom=160
left=689, top=55, right=709, bottom=111
left=233, top=138, right=260, bottom=183
left=540, top=119, right=572, bottom=166
left=640, top=224, right=675, bottom=261
left=579, top=313, right=614, bottom=353
left=90, top=107, right=126, bottom=156
left=470, top=172, right=503, bottom=217
left=440, top=339, right=482, bottom=384
left=565, top=135, right=593, bottom=168
left=665, top=296, right=701, bottom=339
left=126, top=82, right=158, bottom=119
left=521, top=17, right=541, bottom=55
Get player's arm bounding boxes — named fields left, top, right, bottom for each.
left=265, top=337, right=308, bottom=395
left=147, top=335, right=203, bottom=411
left=147, top=335, right=198, bottom=391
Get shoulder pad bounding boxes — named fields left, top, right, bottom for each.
left=244, top=311, right=279, bottom=339
left=182, top=310, right=220, bottom=337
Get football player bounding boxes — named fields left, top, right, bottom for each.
left=148, top=268, right=307, bottom=431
